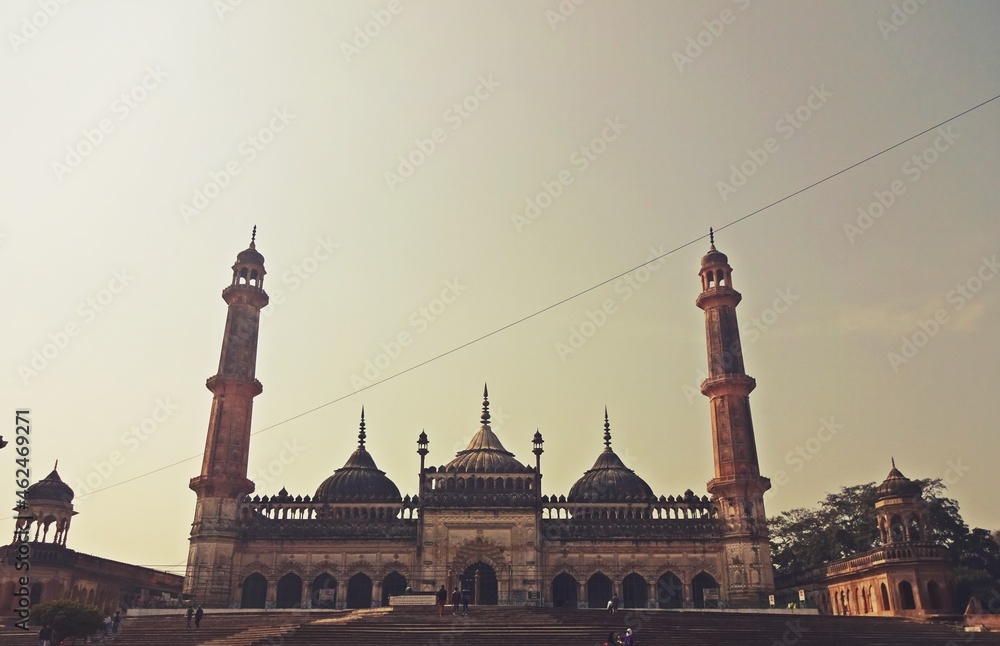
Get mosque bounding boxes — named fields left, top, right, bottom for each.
left=182, top=230, right=776, bottom=610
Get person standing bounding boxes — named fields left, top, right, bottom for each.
left=451, top=587, right=460, bottom=615
left=623, top=627, right=635, bottom=645
left=38, top=625, right=52, bottom=646
left=461, top=588, right=470, bottom=615
left=185, top=605, right=194, bottom=629
left=112, top=611, right=121, bottom=634
left=436, top=585, right=447, bottom=617
left=194, top=606, right=204, bottom=629
left=611, top=593, right=620, bottom=614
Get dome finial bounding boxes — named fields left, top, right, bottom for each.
left=891, top=456, right=896, bottom=469
left=250, top=225, right=257, bottom=249
left=603, top=407, right=612, bottom=448
left=709, top=227, right=715, bottom=250
left=54, top=459, right=58, bottom=471
left=481, top=383, right=491, bottom=426
left=358, top=407, right=366, bottom=448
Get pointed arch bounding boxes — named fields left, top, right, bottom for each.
left=691, top=571, right=718, bottom=609
left=551, top=573, right=578, bottom=609
left=276, top=572, right=303, bottom=608
left=622, top=572, right=647, bottom=608
left=656, top=572, right=683, bottom=608
left=240, top=573, right=267, bottom=609
left=347, top=572, right=373, bottom=609
left=586, top=572, right=612, bottom=609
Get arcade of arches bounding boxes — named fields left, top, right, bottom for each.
left=237, top=567, right=722, bottom=610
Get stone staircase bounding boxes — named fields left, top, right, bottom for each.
left=1, top=607, right=996, bottom=645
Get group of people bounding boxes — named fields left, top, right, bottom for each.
left=605, top=628, right=636, bottom=646
left=435, top=585, right=471, bottom=616
left=185, top=605, right=205, bottom=629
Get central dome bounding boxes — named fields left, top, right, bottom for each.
left=314, top=410, right=401, bottom=503
left=567, top=410, right=655, bottom=503
left=442, top=386, right=528, bottom=473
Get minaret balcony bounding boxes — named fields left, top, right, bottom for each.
left=700, top=373, right=756, bottom=396
left=696, top=286, right=742, bottom=309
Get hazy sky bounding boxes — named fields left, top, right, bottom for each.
left=2, top=1, right=998, bottom=577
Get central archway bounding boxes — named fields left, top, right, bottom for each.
left=551, top=573, right=578, bottom=608
left=462, top=561, right=498, bottom=605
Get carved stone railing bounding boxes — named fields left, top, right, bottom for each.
left=541, top=516, right=724, bottom=540
left=775, top=541, right=949, bottom=588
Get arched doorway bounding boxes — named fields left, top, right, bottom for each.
left=880, top=583, right=891, bottom=612
left=276, top=573, right=302, bottom=608
left=587, top=573, right=612, bottom=609
left=311, top=573, right=337, bottom=609
left=240, top=573, right=267, bottom=609
left=29, top=582, right=44, bottom=606
left=347, top=573, right=373, bottom=609
left=381, top=571, right=408, bottom=606
left=927, top=581, right=943, bottom=610
left=622, top=573, right=647, bottom=608
left=691, top=572, right=718, bottom=609
left=551, top=573, right=578, bottom=608
left=657, top=573, right=683, bottom=608
left=462, top=562, right=498, bottom=605
left=898, top=581, right=916, bottom=610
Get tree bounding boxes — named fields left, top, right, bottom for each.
left=32, top=599, right=104, bottom=644
left=769, top=478, right=1000, bottom=612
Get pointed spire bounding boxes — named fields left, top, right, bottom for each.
left=54, top=459, right=58, bottom=471
left=481, top=383, right=491, bottom=427
left=891, top=456, right=896, bottom=469
left=250, top=225, right=257, bottom=249
left=603, top=407, right=612, bottom=448
left=358, top=407, right=367, bottom=448
left=709, top=227, right=715, bottom=249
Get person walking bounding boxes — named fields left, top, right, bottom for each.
left=194, top=605, right=204, bottom=629
left=112, top=611, right=121, bottom=634
left=37, top=625, right=52, bottom=646
left=451, top=587, right=460, bottom=615
left=461, top=588, right=470, bottom=615
left=436, top=585, right=447, bottom=617
left=623, top=627, right=635, bottom=645
left=185, top=605, right=194, bottom=629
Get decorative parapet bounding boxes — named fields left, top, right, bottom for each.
left=540, top=496, right=723, bottom=541
left=775, top=541, right=949, bottom=588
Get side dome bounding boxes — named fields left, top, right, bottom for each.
left=567, top=410, right=654, bottom=503
left=314, top=410, right=401, bottom=503
left=876, top=461, right=922, bottom=500
left=442, top=386, right=528, bottom=473
left=28, top=466, right=74, bottom=504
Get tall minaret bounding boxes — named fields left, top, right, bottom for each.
left=696, top=229, right=774, bottom=605
left=185, top=228, right=268, bottom=606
